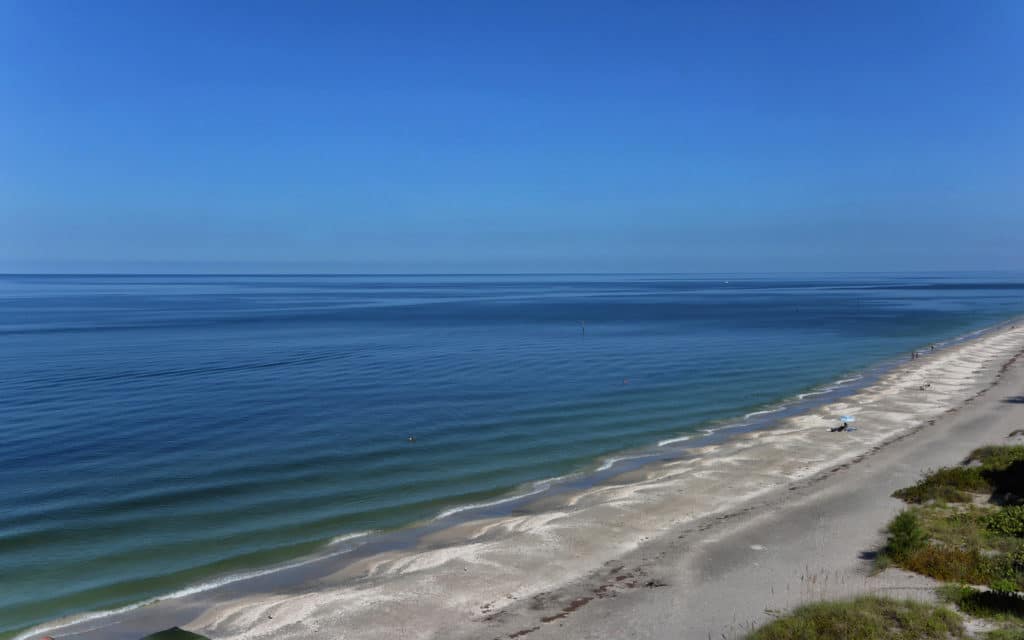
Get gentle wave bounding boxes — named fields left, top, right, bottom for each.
left=329, top=530, right=378, bottom=546
left=596, top=454, right=651, bottom=470
left=433, top=481, right=556, bottom=520
left=657, top=435, right=692, bottom=447
left=704, top=421, right=750, bottom=435
left=12, top=329, right=1011, bottom=640
left=6, top=276, right=1021, bottom=637
left=797, top=387, right=833, bottom=400
left=795, top=373, right=863, bottom=400
left=744, top=406, right=788, bottom=419
left=13, top=543, right=360, bottom=640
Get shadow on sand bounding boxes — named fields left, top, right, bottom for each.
left=141, top=628, right=210, bottom=640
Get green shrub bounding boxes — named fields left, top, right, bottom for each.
left=902, top=547, right=1024, bottom=591
left=985, top=507, right=1024, bottom=537
left=979, top=554, right=1024, bottom=589
left=894, top=467, right=988, bottom=504
left=745, top=596, right=964, bottom=639
left=887, top=511, right=929, bottom=561
left=1009, top=546, right=1024, bottom=570
left=902, top=545, right=990, bottom=584
left=968, top=446, right=1024, bottom=471
left=992, top=579, right=1020, bottom=595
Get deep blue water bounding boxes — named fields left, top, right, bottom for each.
left=2, top=273, right=1023, bottom=637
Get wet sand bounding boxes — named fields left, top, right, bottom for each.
left=29, top=323, right=1024, bottom=640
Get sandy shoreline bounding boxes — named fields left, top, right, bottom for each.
left=26, top=322, right=1024, bottom=640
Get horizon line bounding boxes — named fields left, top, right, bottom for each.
left=2, top=269, right=1022, bottom=277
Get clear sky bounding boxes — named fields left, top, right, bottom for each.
left=1, top=1, right=1021, bottom=273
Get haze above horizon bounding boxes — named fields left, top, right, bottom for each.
left=2, top=2, right=1022, bottom=274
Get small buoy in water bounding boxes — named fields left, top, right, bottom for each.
left=407, top=434, right=416, bottom=443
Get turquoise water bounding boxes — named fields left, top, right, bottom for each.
left=2, top=273, right=1023, bottom=637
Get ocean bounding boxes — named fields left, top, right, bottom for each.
left=2, top=273, right=1023, bottom=638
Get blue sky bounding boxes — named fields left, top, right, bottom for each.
left=1, top=1, right=1021, bottom=273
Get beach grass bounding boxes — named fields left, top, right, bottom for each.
left=743, top=596, right=964, bottom=639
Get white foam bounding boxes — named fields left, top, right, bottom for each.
left=329, top=530, right=377, bottom=546
left=14, top=543, right=361, bottom=640
left=699, top=421, right=750, bottom=436
left=434, top=484, right=550, bottom=520
left=834, top=375, right=863, bottom=385
left=597, top=454, right=651, bottom=470
left=657, top=435, right=692, bottom=447
left=797, top=388, right=833, bottom=400
left=744, top=406, right=787, bottom=419
left=533, top=472, right=578, bottom=486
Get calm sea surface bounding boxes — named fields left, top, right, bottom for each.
left=2, top=273, right=1023, bottom=637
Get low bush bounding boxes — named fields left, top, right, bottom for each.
left=966, top=447, right=1024, bottom=499
left=893, top=448, right=1024, bottom=506
left=893, top=467, right=988, bottom=504
left=985, top=507, right=1024, bottom=538
left=745, top=596, right=964, bottom=639
left=887, top=510, right=929, bottom=561
left=979, top=555, right=1024, bottom=589
left=901, top=545, right=991, bottom=584
left=968, top=446, right=1024, bottom=471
